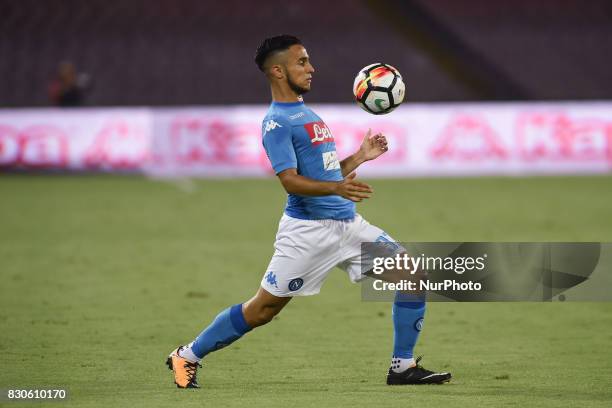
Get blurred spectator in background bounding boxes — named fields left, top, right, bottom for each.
left=48, top=61, right=91, bottom=107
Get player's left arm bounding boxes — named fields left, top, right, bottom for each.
left=340, top=129, right=388, bottom=176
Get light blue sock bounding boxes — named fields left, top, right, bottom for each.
left=392, top=298, right=426, bottom=359
left=190, top=304, right=252, bottom=359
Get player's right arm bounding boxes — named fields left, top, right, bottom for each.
left=277, top=169, right=372, bottom=202
left=262, top=116, right=372, bottom=202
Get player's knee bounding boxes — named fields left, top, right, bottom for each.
left=257, top=311, right=275, bottom=326
left=250, top=309, right=273, bottom=327
left=245, top=304, right=282, bottom=327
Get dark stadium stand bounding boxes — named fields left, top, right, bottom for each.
left=0, top=0, right=611, bottom=106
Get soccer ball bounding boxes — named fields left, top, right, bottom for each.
left=353, top=63, right=405, bottom=115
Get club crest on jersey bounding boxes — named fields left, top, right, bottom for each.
left=305, top=121, right=334, bottom=145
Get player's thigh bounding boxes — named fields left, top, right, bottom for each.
left=338, top=214, right=405, bottom=282
left=261, top=215, right=342, bottom=296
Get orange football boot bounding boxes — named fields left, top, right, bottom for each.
left=166, top=346, right=201, bottom=388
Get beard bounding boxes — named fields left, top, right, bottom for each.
left=287, top=74, right=310, bottom=95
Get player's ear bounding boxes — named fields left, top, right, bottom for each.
left=269, top=64, right=284, bottom=80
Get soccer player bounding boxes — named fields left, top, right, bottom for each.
left=167, top=35, right=451, bottom=388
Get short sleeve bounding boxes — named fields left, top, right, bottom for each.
left=262, top=117, right=297, bottom=174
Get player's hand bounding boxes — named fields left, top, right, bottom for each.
left=359, top=128, right=388, bottom=161
left=335, top=172, right=373, bottom=202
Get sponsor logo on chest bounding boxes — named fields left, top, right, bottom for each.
left=305, top=121, right=334, bottom=145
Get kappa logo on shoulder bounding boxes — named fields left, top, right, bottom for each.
left=305, top=121, right=334, bottom=145
left=264, top=120, right=282, bottom=134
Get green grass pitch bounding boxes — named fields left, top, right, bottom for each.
left=1, top=175, right=611, bottom=407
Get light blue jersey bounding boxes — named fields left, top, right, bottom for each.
left=262, top=100, right=355, bottom=220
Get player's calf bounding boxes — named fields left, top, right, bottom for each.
left=166, top=289, right=290, bottom=388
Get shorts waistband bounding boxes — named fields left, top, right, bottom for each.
left=283, top=213, right=356, bottom=225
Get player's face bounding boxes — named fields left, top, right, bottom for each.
left=284, top=45, right=315, bottom=95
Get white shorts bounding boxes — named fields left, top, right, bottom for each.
left=260, top=213, right=401, bottom=297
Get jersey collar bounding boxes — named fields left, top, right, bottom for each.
left=272, top=100, right=304, bottom=107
